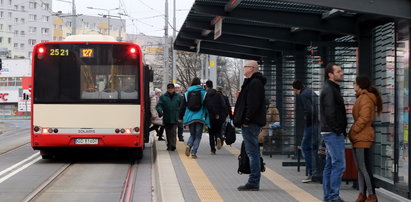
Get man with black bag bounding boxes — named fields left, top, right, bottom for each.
left=233, top=60, right=266, bottom=191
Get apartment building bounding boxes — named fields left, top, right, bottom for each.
left=52, top=14, right=126, bottom=42
left=0, top=0, right=52, bottom=59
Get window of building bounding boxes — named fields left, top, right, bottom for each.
left=20, top=43, right=24, bottom=49
left=42, top=15, right=49, bottom=22
left=53, top=36, right=56, bottom=41
left=0, top=11, right=3, bottom=18
left=14, top=43, right=17, bottom=48
left=21, top=5, right=24, bottom=11
left=20, top=30, right=25, bottom=35
left=20, top=18, right=24, bottom=24
left=14, top=5, right=18, bottom=10
left=8, top=25, right=11, bottom=31
left=29, top=27, right=36, bottom=33
left=29, top=2, right=37, bottom=9
left=14, top=18, right=18, bottom=23
left=8, top=0, right=11, bottom=6
left=8, top=37, right=11, bottom=44
left=41, top=28, right=49, bottom=35
left=0, top=24, right=2, bottom=31
left=66, top=21, right=72, bottom=27
left=0, top=37, right=2, bottom=43
left=58, top=37, right=62, bottom=41
left=8, top=12, right=11, bottom=19
left=28, top=39, right=36, bottom=46
left=42, top=3, right=49, bottom=10
left=59, top=25, right=62, bottom=29
left=29, top=14, right=36, bottom=21
left=41, top=40, right=48, bottom=43
left=0, top=0, right=3, bottom=6
left=14, top=30, right=18, bottom=35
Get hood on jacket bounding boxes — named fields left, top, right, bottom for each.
left=251, top=72, right=267, bottom=85
left=356, top=89, right=377, bottom=105
left=187, top=85, right=204, bottom=92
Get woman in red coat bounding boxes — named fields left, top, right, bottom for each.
left=349, top=76, right=383, bottom=202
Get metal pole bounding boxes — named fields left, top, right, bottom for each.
left=108, top=10, right=111, bottom=35
left=172, top=0, right=176, bottom=84
left=162, top=0, right=169, bottom=91
left=72, top=0, right=76, bottom=35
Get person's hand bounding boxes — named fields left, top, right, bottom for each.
left=216, top=114, right=220, bottom=119
left=242, top=124, right=249, bottom=127
left=178, top=119, right=182, bottom=123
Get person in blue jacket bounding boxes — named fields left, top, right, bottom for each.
left=179, top=77, right=210, bottom=159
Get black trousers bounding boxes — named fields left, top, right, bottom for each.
left=208, top=118, right=224, bottom=152
left=149, top=124, right=164, bottom=138
left=164, top=123, right=177, bottom=150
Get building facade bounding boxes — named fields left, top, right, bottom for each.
left=0, top=0, right=52, bottom=59
left=52, top=14, right=126, bottom=42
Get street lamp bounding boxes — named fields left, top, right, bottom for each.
left=87, top=7, right=119, bottom=35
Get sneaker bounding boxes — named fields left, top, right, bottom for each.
left=179, top=139, right=184, bottom=142
left=210, top=151, right=216, bottom=155
left=158, top=137, right=165, bottom=141
left=185, top=145, right=191, bottom=157
left=216, top=138, right=222, bottom=150
left=191, top=154, right=197, bottom=159
left=301, top=175, right=312, bottom=183
left=237, top=184, right=259, bottom=191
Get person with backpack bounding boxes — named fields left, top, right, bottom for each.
left=204, top=80, right=228, bottom=155
left=179, top=77, right=209, bottom=159
left=156, top=83, right=183, bottom=151
left=233, top=60, right=266, bottom=191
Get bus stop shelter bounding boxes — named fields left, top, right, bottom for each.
left=174, top=0, right=411, bottom=199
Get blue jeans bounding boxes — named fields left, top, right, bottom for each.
left=187, top=122, right=204, bottom=155
left=322, top=133, right=346, bottom=201
left=242, top=124, right=262, bottom=187
left=301, top=124, right=319, bottom=176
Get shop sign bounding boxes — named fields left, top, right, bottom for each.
left=0, top=90, right=18, bottom=103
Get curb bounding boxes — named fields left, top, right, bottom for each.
left=376, top=188, right=411, bottom=202
left=153, top=139, right=184, bottom=202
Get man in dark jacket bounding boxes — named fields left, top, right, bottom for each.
left=156, top=83, right=183, bottom=151
left=320, top=63, right=347, bottom=202
left=205, top=80, right=227, bottom=154
left=234, top=60, right=266, bottom=191
left=293, top=80, right=320, bottom=183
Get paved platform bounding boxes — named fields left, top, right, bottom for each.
left=154, top=132, right=405, bottom=202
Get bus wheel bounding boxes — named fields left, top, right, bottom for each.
left=40, top=149, right=54, bottom=159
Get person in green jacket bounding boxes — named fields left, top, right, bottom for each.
left=156, top=83, right=182, bottom=151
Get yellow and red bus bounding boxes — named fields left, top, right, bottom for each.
left=31, top=35, right=150, bottom=159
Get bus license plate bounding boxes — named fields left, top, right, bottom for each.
left=75, top=138, right=98, bottom=145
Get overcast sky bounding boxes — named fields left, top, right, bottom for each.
left=52, top=0, right=195, bottom=36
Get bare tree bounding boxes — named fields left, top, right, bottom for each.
left=217, top=57, right=243, bottom=105
left=175, top=51, right=201, bottom=90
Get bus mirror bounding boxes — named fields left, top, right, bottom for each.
left=149, top=70, right=154, bottom=82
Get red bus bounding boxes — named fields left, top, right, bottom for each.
left=31, top=35, right=151, bottom=159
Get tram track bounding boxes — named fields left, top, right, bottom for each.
left=120, top=159, right=139, bottom=202
left=20, top=157, right=140, bottom=202
left=22, top=162, right=73, bottom=202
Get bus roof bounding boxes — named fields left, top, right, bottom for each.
left=63, top=35, right=117, bottom=42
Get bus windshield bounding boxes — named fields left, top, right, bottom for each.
left=33, top=43, right=140, bottom=104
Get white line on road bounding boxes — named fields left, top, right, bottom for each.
left=0, top=152, right=41, bottom=184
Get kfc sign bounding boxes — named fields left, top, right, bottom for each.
left=0, top=90, right=18, bottom=103
left=0, top=93, right=8, bottom=101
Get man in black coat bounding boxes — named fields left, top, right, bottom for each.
left=293, top=80, right=320, bottom=183
left=204, top=80, right=227, bottom=154
left=234, top=60, right=266, bottom=191
left=320, top=63, right=347, bottom=202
